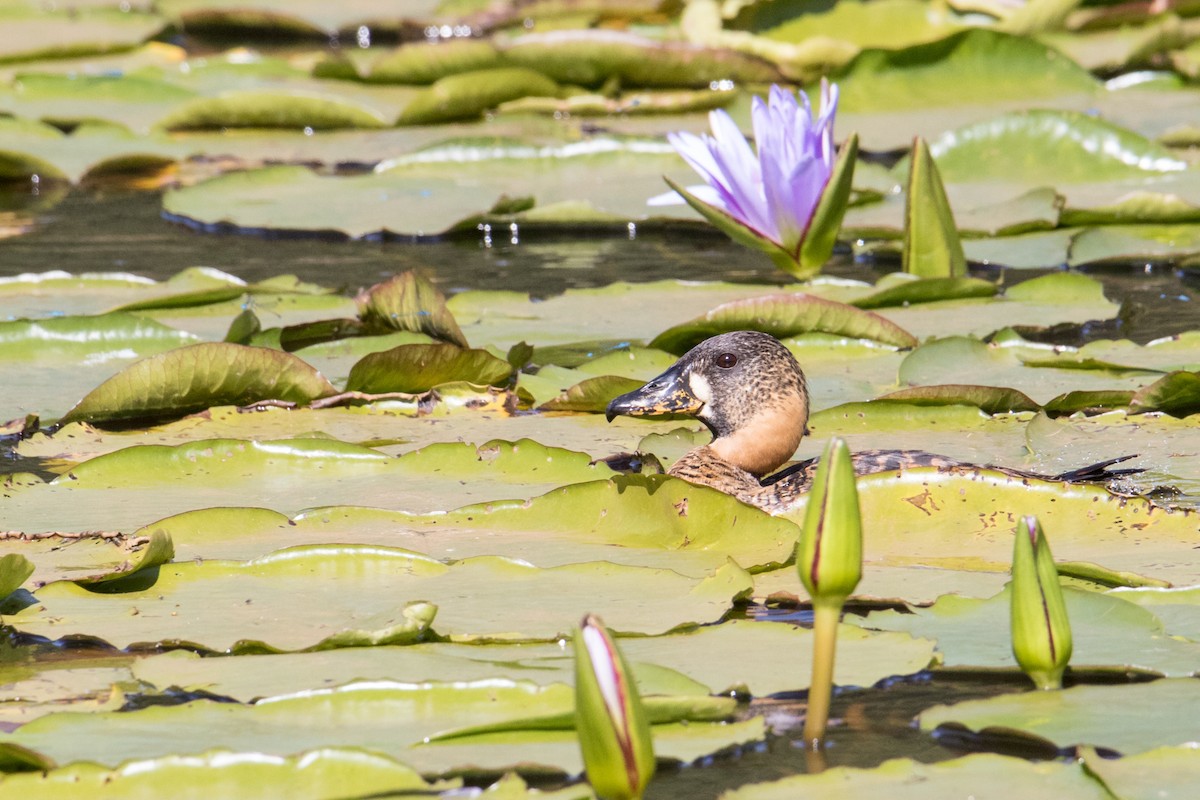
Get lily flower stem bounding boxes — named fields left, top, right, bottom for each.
left=802, top=599, right=844, bottom=746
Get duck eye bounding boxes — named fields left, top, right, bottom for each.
left=715, top=353, right=737, bottom=369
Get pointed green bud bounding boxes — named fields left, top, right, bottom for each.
left=797, top=438, right=863, bottom=604
left=573, top=614, right=655, bottom=800
left=1010, top=515, right=1073, bottom=690
left=903, top=136, right=966, bottom=278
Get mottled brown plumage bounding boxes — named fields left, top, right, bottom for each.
left=606, top=331, right=1140, bottom=513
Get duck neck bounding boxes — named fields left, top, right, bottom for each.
left=707, top=396, right=807, bottom=477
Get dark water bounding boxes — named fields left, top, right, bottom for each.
left=1, top=187, right=1196, bottom=796
left=2, top=188, right=1198, bottom=345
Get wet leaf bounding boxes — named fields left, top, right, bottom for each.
left=0, top=313, right=198, bottom=361
left=158, top=90, right=389, bottom=130
left=344, top=343, right=513, bottom=393
left=1130, top=370, right=1200, bottom=417
left=59, top=343, right=338, bottom=425
left=650, top=293, right=919, bottom=353
left=1081, top=746, right=1200, bottom=800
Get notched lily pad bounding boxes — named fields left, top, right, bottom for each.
left=58, top=342, right=338, bottom=425
left=651, top=293, right=919, bottom=354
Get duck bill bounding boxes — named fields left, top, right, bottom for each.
left=605, top=362, right=702, bottom=422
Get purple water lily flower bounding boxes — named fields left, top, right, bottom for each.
left=653, top=81, right=842, bottom=261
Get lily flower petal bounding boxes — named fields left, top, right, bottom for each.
left=659, top=82, right=851, bottom=277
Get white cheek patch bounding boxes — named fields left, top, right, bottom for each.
left=688, top=372, right=714, bottom=417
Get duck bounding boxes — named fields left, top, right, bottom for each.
left=605, top=330, right=1139, bottom=513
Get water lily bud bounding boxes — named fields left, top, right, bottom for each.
left=797, top=438, right=863, bottom=604
left=573, top=614, right=655, bottom=800
left=1010, top=515, right=1073, bottom=690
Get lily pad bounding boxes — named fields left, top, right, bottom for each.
left=858, top=586, right=1200, bottom=677
left=721, top=753, right=1112, bottom=800
left=357, top=271, right=467, bottom=347
left=58, top=343, right=339, bottom=425
left=650, top=293, right=919, bottom=353
left=0, top=678, right=762, bottom=778
left=158, top=90, right=390, bottom=130
left=0, top=747, right=443, bottom=800
left=0, top=8, right=165, bottom=65
left=0, top=530, right=172, bottom=588
left=130, top=618, right=934, bottom=702
left=344, top=343, right=513, bottom=394
left=5, top=546, right=751, bottom=650
left=919, top=678, right=1200, bottom=756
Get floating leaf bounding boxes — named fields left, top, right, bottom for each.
left=0, top=747, right=442, bottom=800
left=58, top=343, right=338, bottom=425
left=919, top=678, right=1200, bottom=756
left=538, top=375, right=645, bottom=413
left=858, top=586, right=1200, bottom=677
left=851, top=276, right=996, bottom=309
left=0, top=530, right=172, bottom=587
left=722, top=753, right=1108, bottom=800
left=344, top=343, right=513, bottom=394
left=874, top=385, right=1040, bottom=413
left=158, top=90, right=389, bottom=130
left=397, top=68, right=560, bottom=125
left=0, top=313, right=198, bottom=361
left=0, top=553, right=33, bottom=599
left=1130, top=370, right=1200, bottom=417
left=368, top=39, right=502, bottom=84
left=6, top=547, right=750, bottom=650
left=650, top=294, right=918, bottom=354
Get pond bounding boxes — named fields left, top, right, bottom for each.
left=1, top=2, right=1200, bottom=799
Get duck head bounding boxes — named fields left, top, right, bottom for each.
left=606, top=331, right=809, bottom=477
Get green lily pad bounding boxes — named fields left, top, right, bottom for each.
left=1081, top=745, right=1200, bottom=800
left=858, top=586, right=1200, bottom=677
left=0, top=118, right=188, bottom=184
left=158, top=90, right=390, bottom=130
left=851, top=277, right=997, bottom=310
left=162, top=138, right=699, bottom=238
left=1110, top=586, right=1200, bottom=641
left=0, top=747, right=443, bottom=800
left=1069, top=224, right=1200, bottom=265
left=762, top=0, right=960, bottom=51
left=131, top=618, right=933, bottom=702
left=6, top=546, right=750, bottom=649
left=928, top=109, right=1188, bottom=183
left=397, top=67, right=560, bottom=125
left=537, top=375, right=644, bottom=413
left=649, top=293, right=919, bottom=353
left=344, top=343, right=513, bottom=394
left=919, top=678, right=1200, bottom=756
left=1130, top=370, right=1200, bottom=417
left=500, top=29, right=780, bottom=88
left=779, top=468, right=1200, bottom=587
left=0, top=8, right=165, bottom=66
left=721, top=753, right=1111, bottom=800
left=0, top=553, right=33, bottom=599
left=0, top=530, right=172, bottom=588
left=146, top=473, right=796, bottom=575
left=58, top=343, right=339, bottom=425
left=873, top=386, right=1040, bottom=414
left=0, top=312, right=197, bottom=361
left=367, top=39, right=503, bottom=84
left=0, top=677, right=762, bottom=778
